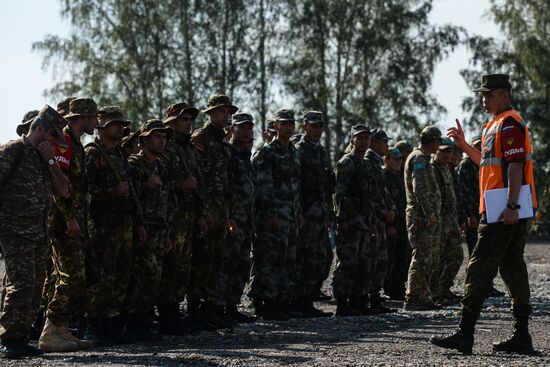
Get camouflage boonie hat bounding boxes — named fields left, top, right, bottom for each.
left=266, top=120, right=276, bottom=132
left=439, top=137, right=455, bottom=151
left=139, top=119, right=173, bottom=138
left=34, top=105, right=66, bottom=140
left=97, top=106, right=131, bottom=128
left=351, top=124, right=371, bottom=137
left=394, top=140, right=413, bottom=153
left=232, top=113, right=254, bottom=125
left=164, top=102, right=199, bottom=123
left=273, top=109, right=296, bottom=122
left=420, top=125, right=442, bottom=141
left=471, top=133, right=482, bottom=146
left=56, top=97, right=76, bottom=117
left=202, top=94, right=238, bottom=114
left=371, top=128, right=393, bottom=141
left=122, top=130, right=140, bottom=150
left=473, top=74, right=511, bottom=92
left=16, top=110, right=39, bottom=136
left=388, top=147, right=403, bottom=159
left=303, top=111, right=324, bottom=124
left=64, top=98, right=98, bottom=119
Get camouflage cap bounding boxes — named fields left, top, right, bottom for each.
left=122, top=130, right=140, bottom=150
left=439, top=137, right=455, bottom=151
left=56, top=97, right=76, bottom=117
left=97, top=106, right=131, bottom=128
left=164, top=102, right=199, bottom=123
left=471, top=132, right=482, bottom=146
left=303, top=111, right=324, bottom=124
left=232, top=113, right=254, bottom=125
left=351, top=124, right=371, bottom=137
left=420, top=125, right=442, bottom=142
left=139, top=119, right=173, bottom=138
left=266, top=120, right=276, bottom=132
left=34, top=105, right=66, bottom=139
left=394, top=140, right=413, bottom=153
left=16, top=110, right=39, bottom=136
left=387, top=147, right=403, bottom=159
left=64, top=98, right=98, bottom=119
left=371, top=128, right=393, bottom=141
left=273, top=109, right=296, bottom=122
left=202, top=94, right=238, bottom=114
left=473, top=74, right=511, bottom=93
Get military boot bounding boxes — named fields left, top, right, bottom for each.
left=38, top=318, right=79, bottom=353
left=125, top=314, right=163, bottom=342
left=158, top=303, right=189, bottom=335
left=301, top=297, right=333, bottom=318
left=0, top=339, right=43, bottom=359
left=335, top=298, right=354, bottom=317
left=84, top=318, right=113, bottom=347
left=493, top=314, right=537, bottom=355
left=186, top=301, right=217, bottom=332
left=200, top=303, right=234, bottom=329
left=226, top=303, right=256, bottom=323
left=215, top=305, right=238, bottom=326
left=369, top=292, right=397, bottom=314
left=430, top=310, right=476, bottom=355
left=103, top=316, right=135, bottom=345
left=348, top=296, right=367, bottom=316
left=261, top=299, right=289, bottom=321
left=60, top=322, right=94, bottom=350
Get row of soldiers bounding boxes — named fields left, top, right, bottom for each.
left=0, top=93, right=480, bottom=359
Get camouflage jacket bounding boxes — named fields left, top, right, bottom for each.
left=129, top=152, right=170, bottom=228
left=431, top=159, right=457, bottom=218
left=404, top=148, right=441, bottom=219
left=334, top=150, right=374, bottom=229
left=0, top=137, right=51, bottom=237
left=162, top=132, right=204, bottom=215
left=450, top=164, right=467, bottom=224
left=229, top=141, right=254, bottom=227
left=50, top=125, right=88, bottom=236
left=365, top=149, right=395, bottom=221
left=253, top=139, right=301, bottom=223
left=295, top=135, right=334, bottom=222
left=384, top=168, right=406, bottom=228
left=457, top=157, right=480, bottom=219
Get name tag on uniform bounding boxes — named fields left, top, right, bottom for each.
left=484, top=185, right=534, bottom=224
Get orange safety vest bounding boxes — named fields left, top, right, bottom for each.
left=479, top=109, right=536, bottom=214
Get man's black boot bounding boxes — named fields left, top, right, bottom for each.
left=186, top=301, right=217, bottom=332
left=200, top=303, right=233, bottom=330
left=0, top=339, right=41, bottom=359
left=430, top=310, right=476, bottom=355
left=215, top=305, right=238, bottom=326
left=369, top=292, right=397, bottom=314
left=84, top=318, right=113, bottom=347
left=493, top=313, right=537, bottom=355
left=103, top=316, right=135, bottom=344
left=335, top=298, right=354, bottom=316
left=158, top=303, right=188, bottom=335
left=261, top=299, right=289, bottom=321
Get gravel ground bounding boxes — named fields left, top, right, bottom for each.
left=1, top=242, right=549, bottom=366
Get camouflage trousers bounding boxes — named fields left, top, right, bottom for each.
left=369, top=222, right=388, bottom=294
left=250, top=217, right=297, bottom=302
left=215, top=223, right=253, bottom=306
left=384, top=224, right=410, bottom=299
left=293, top=218, right=331, bottom=301
left=462, top=217, right=531, bottom=318
left=0, top=230, right=48, bottom=342
left=46, top=231, right=87, bottom=326
left=159, top=210, right=195, bottom=304
left=125, top=226, right=166, bottom=315
left=436, top=219, right=463, bottom=297
left=85, top=213, right=133, bottom=318
left=332, top=220, right=372, bottom=300
left=405, top=212, right=438, bottom=305
left=188, top=202, right=228, bottom=303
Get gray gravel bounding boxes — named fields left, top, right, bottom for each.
left=1, top=242, right=549, bottom=366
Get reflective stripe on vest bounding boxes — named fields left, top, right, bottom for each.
left=478, top=109, right=537, bottom=213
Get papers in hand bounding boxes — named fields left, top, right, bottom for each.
left=484, top=184, right=534, bottom=224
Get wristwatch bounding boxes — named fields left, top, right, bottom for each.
left=47, top=158, right=56, bottom=166
left=507, top=202, right=521, bottom=210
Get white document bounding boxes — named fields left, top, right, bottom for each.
left=484, top=184, right=535, bottom=224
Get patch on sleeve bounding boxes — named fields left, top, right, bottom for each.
left=412, top=161, right=426, bottom=171
left=54, top=136, right=72, bottom=170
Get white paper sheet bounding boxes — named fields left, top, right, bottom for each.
left=484, top=184, right=534, bottom=224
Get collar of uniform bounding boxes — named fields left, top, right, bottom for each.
left=94, top=136, right=118, bottom=153
left=173, top=131, right=191, bottom=146
left=303, top=135, right=321, bottom=147
left=205, top=122, right=226, bottom=141
left=367, top=148, right=382, bottom=161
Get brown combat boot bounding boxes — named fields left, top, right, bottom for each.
left=58, top=322, right=94, bottom=350
left=38, top=318, right=79, bottom=353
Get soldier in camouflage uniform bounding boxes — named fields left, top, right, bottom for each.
left=16, top=110, right=39, bottom=137
left=0, top=106, right=67, bottom=359
left=215, top=113, right=256, bottom=324
left=365, top=129, right=397, bottom=313
left=188, top=95, right=236, bottom=329
left=383, top=148, right=409, bottom=301
left=403, top=126, right=442, bottom=311
left=39, top=98, right=99, bottom=352
left=431, top=138, right=463, bottom=305
left=126, top=120, right=172, bottom=341
left=250, top=109, right=303, bottom=321
left=160, top=102, right=207, bottom=333
left=293, top=111, right=333, bottom=317
left=83, top=106, right=144, bottom=345
left=332, top=125, right=376, bottom=316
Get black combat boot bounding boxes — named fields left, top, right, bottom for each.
left=226, top=303, right=256, bottom=323
left=125, top=314, right=163, bottom=342
left=103, top=315, right=135, bottom=345
left=369, top=292, right=397, bottom=314
left=200, top=303, right=234, bottom=330
left=158, top=303, right=189, bottom=335
left=430, top=310, right=476, bottom=355
left=84, top=318, right=114, bottom=347
left=335, top=298, right=353, bottom=316
left=493, top=313, right=537, bottom=354
left=0, top=339, right=43, bottom=359
left=214, top=305, right=238, bottom=326
left=185, top=301, right=217, bottom=332
left=261, top=299, right=289, bottom=321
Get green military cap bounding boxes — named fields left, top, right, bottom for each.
left=164, top=102, right=199, bottom=123
left=16, top=110, right=39, bottom=136
left=439, top=137, right=455, bottom=151
left=232, top=113, right=254, bottom=125
left=273, top=109, right=296, bottom=122
left=371, top=128, right=394, bottom=141
left=420, top=125, right=442, bottom=141
left=351, top=124, right=371, bottom=137
left=394, top=140, right=413, bottom=153
left=303, top=111, right=324, bottom=124
left=473, top=74, right=511, bottom=92
left=387, top=147, right=403, bottom=159
left=34, top=105, right=66, bottom=140
left=266, top=120, right=276, bottom=132
left=202, top=94, right=238, bottom=114
left=56, top=97, right=76, bottom=117
left=64, top=98, right=98, bottom=119
left=97, top=106, right=131, bottom=128
left=139, top=119, right=173, bottom=138
left=471, top=132, right=482, bottom=146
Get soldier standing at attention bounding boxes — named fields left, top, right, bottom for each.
left=189, top=95, right=237, bottom=330
left=0, top=106, right=67, bottom=359
left=403, top=126, right=442, bottom=311
left=250, top=109, right=303, bottom=321
left=293, top=111, right=333, bottom=318
left=432, top=74, right=538, bottom=355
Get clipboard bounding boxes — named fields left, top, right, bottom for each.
left=484, top=184, right=534, bottom=224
